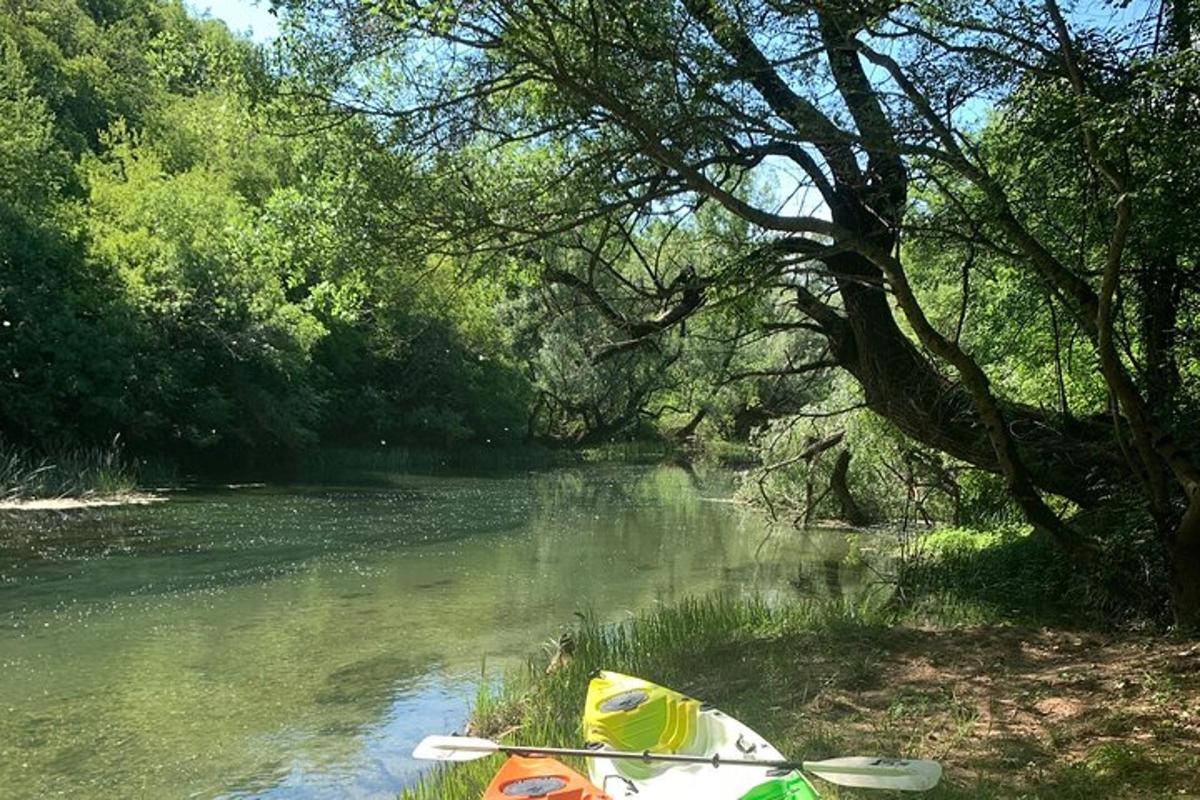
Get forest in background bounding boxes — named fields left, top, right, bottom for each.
left=1, top=0, right=806, bottom=462
left=1, top=0, right=537, bottom=459
left=3, top=0, right=1199, bottom=624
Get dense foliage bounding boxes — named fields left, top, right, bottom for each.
left=0, top=0, right=790, bottom=461
left=0, top=0, right=534, bottom=460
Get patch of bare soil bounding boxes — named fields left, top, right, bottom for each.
left=794, top=626, right=1200, bottom=797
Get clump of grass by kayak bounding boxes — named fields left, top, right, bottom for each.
left=402, top=596, right=1200, bottom=800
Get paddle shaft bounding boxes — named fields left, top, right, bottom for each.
left=501, top=743, right=797, bottom=769
left=453, top=741, right=911, bottom=776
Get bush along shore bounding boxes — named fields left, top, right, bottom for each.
left=403, top=591, right=1200, bottom=800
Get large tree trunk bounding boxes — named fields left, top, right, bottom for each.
left=1168, top=543, right=1200, bottom=630
left=818, top=253, right=1123, bottom=511
left=830, top=449, right=869, bottom=526
left=1169, top=501, right=1200, bottom=629
left=673, top=407, right=707, bottom=442
left=678, top=0, right=1127, bottom=520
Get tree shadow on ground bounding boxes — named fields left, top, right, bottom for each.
left=677, top=624, right=1200, bottom=799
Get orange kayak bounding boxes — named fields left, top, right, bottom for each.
left=483, top=755, right=613, bottom=800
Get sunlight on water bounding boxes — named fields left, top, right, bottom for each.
left=0, top=465, right=867, bottom=799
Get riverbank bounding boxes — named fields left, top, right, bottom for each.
left=0, top=439, right=142, bottom=504
left=0, top=441, right=609, bottom=513
left=0, top=492, right=165, bottom=511
left=402, top=597, right=1200, bottom=799
left=0, top=438, right=730, bottom=503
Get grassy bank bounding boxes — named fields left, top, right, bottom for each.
left=403, top=596, right=1200, bottom=799
left=0, top=439, right=139, bottom=501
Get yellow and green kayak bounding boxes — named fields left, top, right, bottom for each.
left=583, top=671, right=820, bottom=799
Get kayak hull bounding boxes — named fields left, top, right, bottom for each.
left=483, top=755, right=613, bottom=800
left=582, top=671, right=819, bottom=800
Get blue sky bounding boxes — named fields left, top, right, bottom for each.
left=186, top=0, right=279, bottom=42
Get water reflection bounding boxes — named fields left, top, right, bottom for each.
left=0, top=465, right=864, bottom=799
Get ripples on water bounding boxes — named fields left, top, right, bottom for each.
left=0, top=465, right=865, bottom=799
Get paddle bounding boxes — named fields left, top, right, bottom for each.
left=413, top=735, right=942, bottom=792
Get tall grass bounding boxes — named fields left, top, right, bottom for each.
left=400, top=596, right=890, bottom=800
left=0, top=437, right=138, bottom=500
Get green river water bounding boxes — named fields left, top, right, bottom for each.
left=0, top=464, right=867, bottom=799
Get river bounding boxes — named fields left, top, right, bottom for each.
left=0, top=464, right=867, bottom=799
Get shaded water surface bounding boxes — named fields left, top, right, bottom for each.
left=0, top=465, right=865, bottom=798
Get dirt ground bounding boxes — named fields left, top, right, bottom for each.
left=691, top=624, right=1200, bottom=798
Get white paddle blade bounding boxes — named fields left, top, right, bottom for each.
left=412, top=735, right=501, bottom=763
left=803, top=757, right=942, bottom=791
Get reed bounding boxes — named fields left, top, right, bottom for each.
left=0, top=437, right=138, bottom=500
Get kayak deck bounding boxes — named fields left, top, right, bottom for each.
left=583, top=671, right=819, bottom=800
left=483, top=754, right=613, bottom=800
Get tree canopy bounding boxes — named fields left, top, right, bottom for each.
left=1, top=0, right=534, bottom=457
